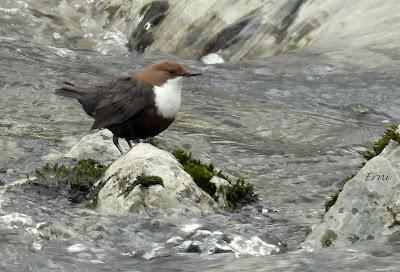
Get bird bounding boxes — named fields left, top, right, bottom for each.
left=55, top=59, right=201, bottom=154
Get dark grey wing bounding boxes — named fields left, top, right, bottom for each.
left=88, top=77, right=154, bottom=129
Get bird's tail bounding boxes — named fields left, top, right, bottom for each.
left=54, top=82, right=83, bottom=99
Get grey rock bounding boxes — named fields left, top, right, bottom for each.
left=91, top=0, right=400, bottom=65
left=64, top=130, right=129, bottom=164
left=305, top=130, right=400, bottom=248
left=97, top=143, right=217, bottom=215
left=210, top=176, right=232, bottom=208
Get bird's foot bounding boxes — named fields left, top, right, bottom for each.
left=125, top=138, right=140, bottom=150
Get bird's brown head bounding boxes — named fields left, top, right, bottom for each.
left=133, top=59, right=201, bottom=86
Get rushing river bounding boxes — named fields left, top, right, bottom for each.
left=1, top=0, right=400, bottom=271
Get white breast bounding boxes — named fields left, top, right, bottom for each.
left=153, top=77, right=182, bottom=118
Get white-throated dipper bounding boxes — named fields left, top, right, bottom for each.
left=55, top=60, right=201, bottom=154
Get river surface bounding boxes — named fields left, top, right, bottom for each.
left=1, top=0, right=400, bottom=271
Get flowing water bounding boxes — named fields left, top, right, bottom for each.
left=1, top=0, right=400, bottom=271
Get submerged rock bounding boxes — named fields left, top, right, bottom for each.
left=144, top=229, right=280, bottom=258
left=305, top=126, right=400, bottom=248
left=97, top=143, right=217, bottom=215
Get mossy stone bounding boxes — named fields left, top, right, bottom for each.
left=120, top=174, right=164, bottom=197
left=143, top=137, right=160, bottom=147
left=360, top=124, right=400, bottom=160
left=325, top=124, right=400, bottom=212
left=320, top=229, right=337, bottom=247
left=172, top=148, right=256, bottom=209
left=34, top=159, right=108, bottom=206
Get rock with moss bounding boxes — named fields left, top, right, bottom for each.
left=324, top=125, right=400, bottom=212
left=324, top=173, right=356, bottom=212
left=360, top=124, right=400, bottom=160
left=172, top=148, right=256, bottom=209
left=305, top=125, right=400, bottom=248
left=32, top=158, right=108, bottom=205
left=97, top=143, right=217, bottom=215
left=27, top=132, right=255, bottom=214
left=320, top=229, right=337, bottom=248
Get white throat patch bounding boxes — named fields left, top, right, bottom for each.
left=154, top=77, right=182, bottom=118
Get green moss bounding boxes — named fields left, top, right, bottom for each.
left=120, top=174, right=164, bottom=197
left=172, top=148, right=256, bottom=209
left=172, top=149, right=217, bottom=196
left=324, top=189, right=342, bottom=212
left=136, top=174, right=163, bottom=188
left=360, top=124, right=400, bottom=160
left=226, top=178, right=255, bottom=208
left=34, top=159, right=108, bottom=206
left=324, top=173, right=355, bottom=212
left=320, top=229, right=337, bottom=247
left=143, top=137, right=160, bottom=147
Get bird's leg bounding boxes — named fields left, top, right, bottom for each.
left=113, top=135, right=123, bottom=154
left=125, top=138, right=133, bottom=149
left=125, top=139, right=140, bottom=149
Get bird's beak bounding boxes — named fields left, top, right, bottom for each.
left=184, top=73, right=202, bottom=77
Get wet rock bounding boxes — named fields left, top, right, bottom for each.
left=65, top=130, right=129, bottom=164
left=171, top=149, right=256, bottom=209
left=92, top=0, right=400, bottom=65
left=137, top=228, right=275, bottom=257
left=32, top=158, right=108, bottom=205
left=201, top=13, right=253, bottom=55
left=27, top=132, right=254, bottom=212
left=97, top=143, right=217, bottom=215
left=126, top=1, right=169, bottom=53
left=349, top=104, right=370, bottom=114
left=186, top=243, right=201, bottom=253
left=172, top=229, right=280, bottom=256
left=142, top=243, right=171, bottom=260
left=210, top=176, right=232, bottom=208
left=305, top=127, right=400, bottom=248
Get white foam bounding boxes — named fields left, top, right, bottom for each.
left=0, top=213, right=33, bottom=227
left=67, top=243, right=87, bottom=253
left=229, top=236, right=280, bottom=257
left=201, top=53, right=225, bottom=65
left=181, top=223, right=201, bottom=233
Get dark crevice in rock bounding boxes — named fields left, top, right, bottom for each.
left=202, top=10, right=259, bottom=57
left=274, top=0, right=307, bottom=44
left=127, top=1, right=169, bottom=53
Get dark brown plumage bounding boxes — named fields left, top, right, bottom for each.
left=55, top=59, right=200, bottom=154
